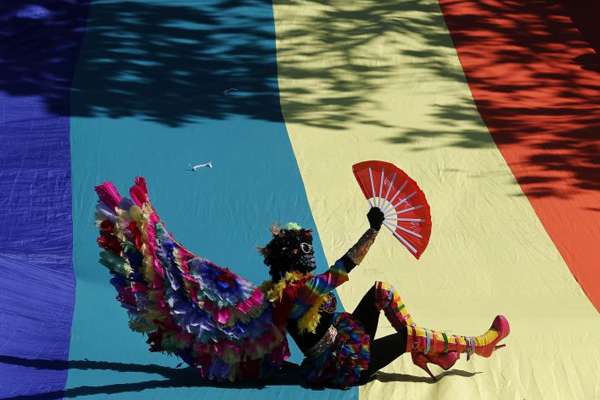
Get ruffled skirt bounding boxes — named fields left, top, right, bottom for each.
left=301, top=312, right=370, bottom=388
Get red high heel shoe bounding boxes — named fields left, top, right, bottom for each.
left=407, top=315, right=510, bottom=380
left=475, top=315, right=510, bottom=358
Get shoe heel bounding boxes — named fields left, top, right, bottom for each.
left=411, top=352, right=437, bottom=381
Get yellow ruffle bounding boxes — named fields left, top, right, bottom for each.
left=297, top=295, right=327, bottom=334
left=260, top=271, right=305, bottom=302
left=261, top=272, right=326, bottom=334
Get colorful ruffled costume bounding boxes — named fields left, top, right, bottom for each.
left=96, top=177, right=381, bottom=386
left=95, top=177, right=510, bottom=386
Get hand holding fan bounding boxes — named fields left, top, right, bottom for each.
left=352, top=160, right=432, bottom=259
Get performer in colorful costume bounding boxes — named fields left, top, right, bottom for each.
left=95, top=177, right=509, bottom=387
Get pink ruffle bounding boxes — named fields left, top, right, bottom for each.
left=95, top=182, right=122, bottom=210
left=236, top=289, right=264, bottom=314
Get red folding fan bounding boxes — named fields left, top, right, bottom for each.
left=353, top=160, right=432, bottom=259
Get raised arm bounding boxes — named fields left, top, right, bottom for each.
left=339, top=206, right=385, bottom=272
left=302, top=207, right=385, bottom=299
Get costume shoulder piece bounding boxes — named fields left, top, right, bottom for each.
left=260, top=272, right=329, bottom=334
left=95, top=177, right=289, bottom=382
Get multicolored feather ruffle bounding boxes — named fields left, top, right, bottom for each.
left=95, top=177, right=289, bottom=382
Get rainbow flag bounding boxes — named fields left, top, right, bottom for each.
left=1, top=1, right=599, bottom=399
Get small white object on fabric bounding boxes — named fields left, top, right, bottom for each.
left=189, top=162, right=213, bottom=171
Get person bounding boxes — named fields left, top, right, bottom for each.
left=94, top=177, right=509, bottom=387
left=259, top=207, right=510, bottom=387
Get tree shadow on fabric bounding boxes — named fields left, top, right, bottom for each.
left=0, top=355, right=305, bottom=399
left=276, top=0, right=600, bottom=200
left=273, top=0, right=465, bottom=131
left=0, top=0, right=284, bottom=127
left=435, top=0, right=600, bottom=199
left=273, top=0, right=600, bottom=200
left=3, top=0, right=598, bottom=198
left=0, top=1, right=88, bottom=116
left=1, top=0, right=470, bottom=132
left=560, top=0, right=600, bottom=73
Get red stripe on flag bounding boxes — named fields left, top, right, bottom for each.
left=439, top=0, right=600, bottom=311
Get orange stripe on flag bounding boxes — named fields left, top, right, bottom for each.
left=439, top=0, right=600, bottom=311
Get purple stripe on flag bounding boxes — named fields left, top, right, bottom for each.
left=0, top=1, right=89, bottom=397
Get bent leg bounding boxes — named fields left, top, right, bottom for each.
left=352, top=281, right=416, bottom=342
left=374, top=281, right=415, bottom=329
left=351, top=281, right=417, bottom=382
left=351, top=285, right=380, bottom=342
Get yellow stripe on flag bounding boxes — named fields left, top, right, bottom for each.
left=273, top=1, right=600, bottom=399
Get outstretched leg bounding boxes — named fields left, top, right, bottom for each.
left=351, top=282, right=510, bottom=381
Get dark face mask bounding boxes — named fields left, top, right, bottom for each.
left=263, top=228, right=316, bottom=279
left=299, top=242, right=316, bottom=272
